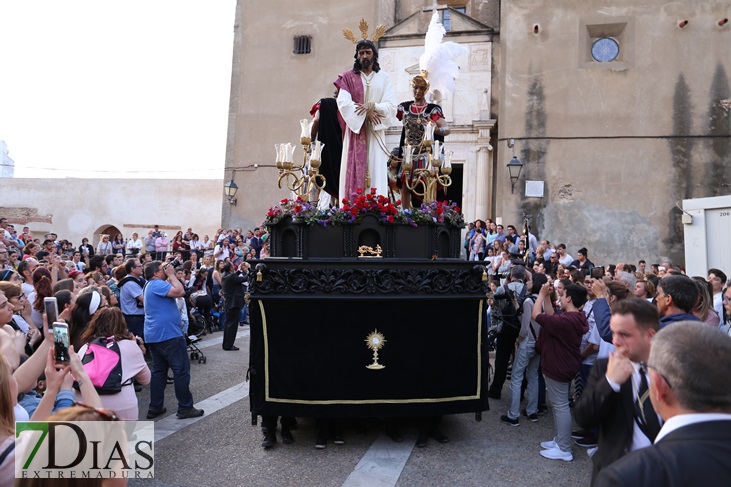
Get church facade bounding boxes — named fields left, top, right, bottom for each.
left=223, top=0, right=731, bottom=265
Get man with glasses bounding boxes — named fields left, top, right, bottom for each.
left=0, top=246, right=11, bottom=271
left=143, top=261, right=204, bottom=420
left=595, top=322, right=731, bottom=486
left=120, top=258, right=145, bottom=340
left=575, top=298, right=660, bottom=484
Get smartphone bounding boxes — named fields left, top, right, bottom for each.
left=590, top=266, right=604, bottom=279
left=44, top=297, right=59, bottom=325
left=52, top=322, right=71, bottom=365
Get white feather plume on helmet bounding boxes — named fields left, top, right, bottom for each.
left=418, top=11, right=468, bottom=101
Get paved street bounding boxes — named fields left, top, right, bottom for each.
left=131, top=327, right=591, bottom=486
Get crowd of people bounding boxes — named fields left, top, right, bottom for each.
left=2, top=212, right=731, bottom=483
left=479, top=218, right=731, bottom=483
left=0, top=220, right=267, bottom=484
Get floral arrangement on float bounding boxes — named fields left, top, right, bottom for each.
left=264, top=188, right=464, bottom=228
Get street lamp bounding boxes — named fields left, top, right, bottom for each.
left=506, top=156, right=523, bottom=194
left=224, top=178, right=239, bottom=206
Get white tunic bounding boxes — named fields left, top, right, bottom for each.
left=337, top=70, right=397, bottom=200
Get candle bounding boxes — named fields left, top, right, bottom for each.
left=424, top=121, right=435, bottom=141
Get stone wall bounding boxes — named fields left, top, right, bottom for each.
left=496, top=0, right=731, bottom=266
left=0, top=178, right=224, bottom=246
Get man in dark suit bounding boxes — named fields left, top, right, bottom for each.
left=250, top=228, right=263, bottom=258
left=574, top=298, right=660, bottom=484
left=220, top=261, right=248, bottom=351
left=595, top=321, right=731, bottom=486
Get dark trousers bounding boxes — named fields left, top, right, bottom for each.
left=148, top=336, right=193, bottom=413
left=490, top=329, right=519, bottom=395
left=223, top=306, right=241, bottom=349
left=123, top=314, right=145, bottom=340
left=262, top=416, right=296, bottom=433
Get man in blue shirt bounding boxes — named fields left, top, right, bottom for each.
left=144, top=260, right=204, bottom=420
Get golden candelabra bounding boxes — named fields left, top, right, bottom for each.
left=274, top=119, right=326, bottom=201
left=401, top=121, right=452, bottom=205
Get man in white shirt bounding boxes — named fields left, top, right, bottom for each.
left=126, top=232, right=143, bottom=256
left=214, top=237, right=230, bottom=261
left=595, top=322, right=731, bottom=486
left=574, top=298, right=661, bottom=483
left=707, top=268, right=726, bottom=318
left=556, top=243, right=573, bottom=266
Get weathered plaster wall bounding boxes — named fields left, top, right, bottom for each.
left=0, top=178, right=223, bottom=246
left=497, top=0, right=731, bottom=266
left=224, top=1, right=377, bottom=231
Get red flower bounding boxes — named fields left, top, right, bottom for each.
left=454, top=206, right=461, bottom=213
left=294, top=205, right=302, bottom=213
left=267, top=211, right=275, bottom=217
left=395, top=200, right=402, bottom=206
left=280, top=198, right=288, bottom=204
left=370, top=187, right=377, bottom=195
left=387, top=215, right=394, bottom=223
left=356, top=188, right=363, bottom=195
left=350, top=208, right=358, bottom=216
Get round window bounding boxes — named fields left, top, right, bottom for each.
left=591, top=37, right=620, bottom=62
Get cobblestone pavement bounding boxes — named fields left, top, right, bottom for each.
left=130, top=327, right=592, bottom=486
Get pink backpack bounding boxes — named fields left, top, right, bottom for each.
left=76, top=337, right=131, bottom=395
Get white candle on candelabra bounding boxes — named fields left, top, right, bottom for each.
left=433, top=140, right=441, bottom=159
left=424, top=121, right=435, bottom=141
left=444, top=150, right=453, bottom=169
left=300, top=119, right=312, bottom=139
left=313, top=139, right=324, bottom=160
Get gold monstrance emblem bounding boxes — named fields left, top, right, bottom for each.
left=365, top=330, right=386, bottom=370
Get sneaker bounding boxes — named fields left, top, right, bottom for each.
left=540, top=440, right=558, bottom=450
left=146, top=407, right=167, bottom=419
left=522, top=409, right=538, bottom=422
left=500, top=415, right=520, bottom=427
left=332, top=433, right=345, bottom=445
left=176, top=407, right=204, bottom=419
left=540, top=447, right=573, bottom=462
left=575, top=434, right=598, bottom=448
left=571, top=429, right=589, bottom=439
left=587, top=447, right=598, bottom=458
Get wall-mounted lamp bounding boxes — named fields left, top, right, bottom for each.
left=533, top=24, right=540, bottom=34
left=506, top=156, right=523, bottom=194
left=224, top=178, right=239, bottom=206
left=719, top=18, right=729, bottom=27
left=678, top=20, right=689, bottom=28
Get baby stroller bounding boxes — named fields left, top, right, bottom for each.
left=190, top=290, right=221, bottom=334
left=186, top=308, right=207, bottom=364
